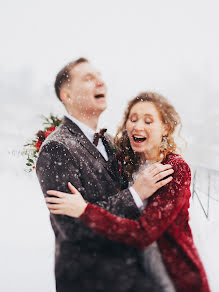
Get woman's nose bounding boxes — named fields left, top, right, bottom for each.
left=133, top=121, right=145, bottom=131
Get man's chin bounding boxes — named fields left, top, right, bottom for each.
left=97, top=102, right=107, bottom=112
left=87, top=105, right=107, bottom=117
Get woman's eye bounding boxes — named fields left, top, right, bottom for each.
left=130, top=118, right=137, bottom=122
left=145, top=120, right=152, bottom=124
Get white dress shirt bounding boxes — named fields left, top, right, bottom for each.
left=65, top=112, right=144, bottom=208
left=65, top=113, right=108, bottom=161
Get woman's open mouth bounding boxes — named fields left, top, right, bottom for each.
left=132, top=135, right=147, bottom=143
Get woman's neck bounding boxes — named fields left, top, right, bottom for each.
left=140, top=151, right=163, bottom=165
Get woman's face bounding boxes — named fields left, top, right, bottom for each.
left=126, top=101, right=167, bottom=161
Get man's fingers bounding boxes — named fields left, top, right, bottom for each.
left=153, top=168, right=174, bottom=182
left=47, top=190, right=65, bottom=198
left=155, top=176, right=173, bottom=190
left=45, top=197, right=62, bottom=204
left=68, top=182, right=79, bottom=195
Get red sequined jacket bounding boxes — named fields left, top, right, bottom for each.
left=80, top=154, right=210, bottom=292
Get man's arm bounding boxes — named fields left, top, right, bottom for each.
left=36, top=141, right=140, bottom=240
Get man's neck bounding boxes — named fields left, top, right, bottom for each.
left=66, top=111, right=99, bottom=131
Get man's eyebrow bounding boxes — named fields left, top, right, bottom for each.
left=83, top=73, right=94, bottom=77
left=83, top=72, right=101, bottom=77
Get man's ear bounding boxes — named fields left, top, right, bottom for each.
left=60, top=87, right=70, bottom=103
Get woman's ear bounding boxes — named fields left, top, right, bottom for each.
left=162, top=124, right=169, bottom=137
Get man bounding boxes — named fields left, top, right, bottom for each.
left=36, top=58, right=173, bottom=292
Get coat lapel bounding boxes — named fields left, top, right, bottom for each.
left=62, top=117, right=119, bottom=180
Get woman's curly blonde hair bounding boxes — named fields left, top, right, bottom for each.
left=114, top=92, right=183, bottom=179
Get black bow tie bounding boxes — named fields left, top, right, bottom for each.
left=93, top=128, right=107, bottom=146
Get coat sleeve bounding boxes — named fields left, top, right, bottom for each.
left=80, top=160, right=191, bottom=248
left=36, top=141, right=140, bottom=242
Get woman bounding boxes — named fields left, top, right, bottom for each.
left=46, top=92, right=210, bottom=292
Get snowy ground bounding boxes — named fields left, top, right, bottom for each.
left=189, top=166, right=219, bottom=292
left=1, top=151, right=219, bottom=292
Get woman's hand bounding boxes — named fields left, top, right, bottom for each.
left=45, top=182, right=88, bottom=218
left=132, top=163, right=173, bottom=201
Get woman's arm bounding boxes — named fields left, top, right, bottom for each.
left=79, top=160, right=191, bottom=249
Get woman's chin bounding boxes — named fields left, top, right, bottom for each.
left=131, top=144, right=146, bottom=154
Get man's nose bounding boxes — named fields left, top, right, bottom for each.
left=96, top=77, right=105, bottom=87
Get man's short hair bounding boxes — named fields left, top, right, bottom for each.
left=54, top=57, right=88, bottom=101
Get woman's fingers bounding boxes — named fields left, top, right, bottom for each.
left=153, top=168, right=174, bottom=182
left=45, top=197, right=63, bottom=204
left=68, top=182, right=79, bottom=195
left=150, top=163, right=173, bottom=176
left=46, top=203, right=63, bottom=210
left=155, top=176, right=173, bottom=190
left=47, top=190, right=65, bottom=198
left=50, top=209, right=64, bottom=215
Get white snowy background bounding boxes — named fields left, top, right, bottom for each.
left=0, top=0, right=219, bottom=291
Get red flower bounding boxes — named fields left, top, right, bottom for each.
left=35, top=127, right=56, bottom=152
left=45, top=127, right=56, bottom=138
left=36, top=140, right=42, bottom=152
left=36, top=130, right=45, bottom=142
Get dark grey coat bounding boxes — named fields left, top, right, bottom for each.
left=36, top=116, right=158, bottom=292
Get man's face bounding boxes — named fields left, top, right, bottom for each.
left=63, top=62, right=107, bottom=117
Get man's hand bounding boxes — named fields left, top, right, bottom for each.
left=132, top=163, right=174, bottom=201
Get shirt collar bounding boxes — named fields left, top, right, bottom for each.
left=65, top=112, right=100, bottom=143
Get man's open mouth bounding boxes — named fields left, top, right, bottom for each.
left=94, top=94, right=105, bottom=99
left=133, top=135, right=147, bottom=143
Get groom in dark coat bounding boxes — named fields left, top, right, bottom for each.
left=36, top=58, right=172, bottom=292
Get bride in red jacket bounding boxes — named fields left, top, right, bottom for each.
left=46, top=92, right=210, bottom=292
